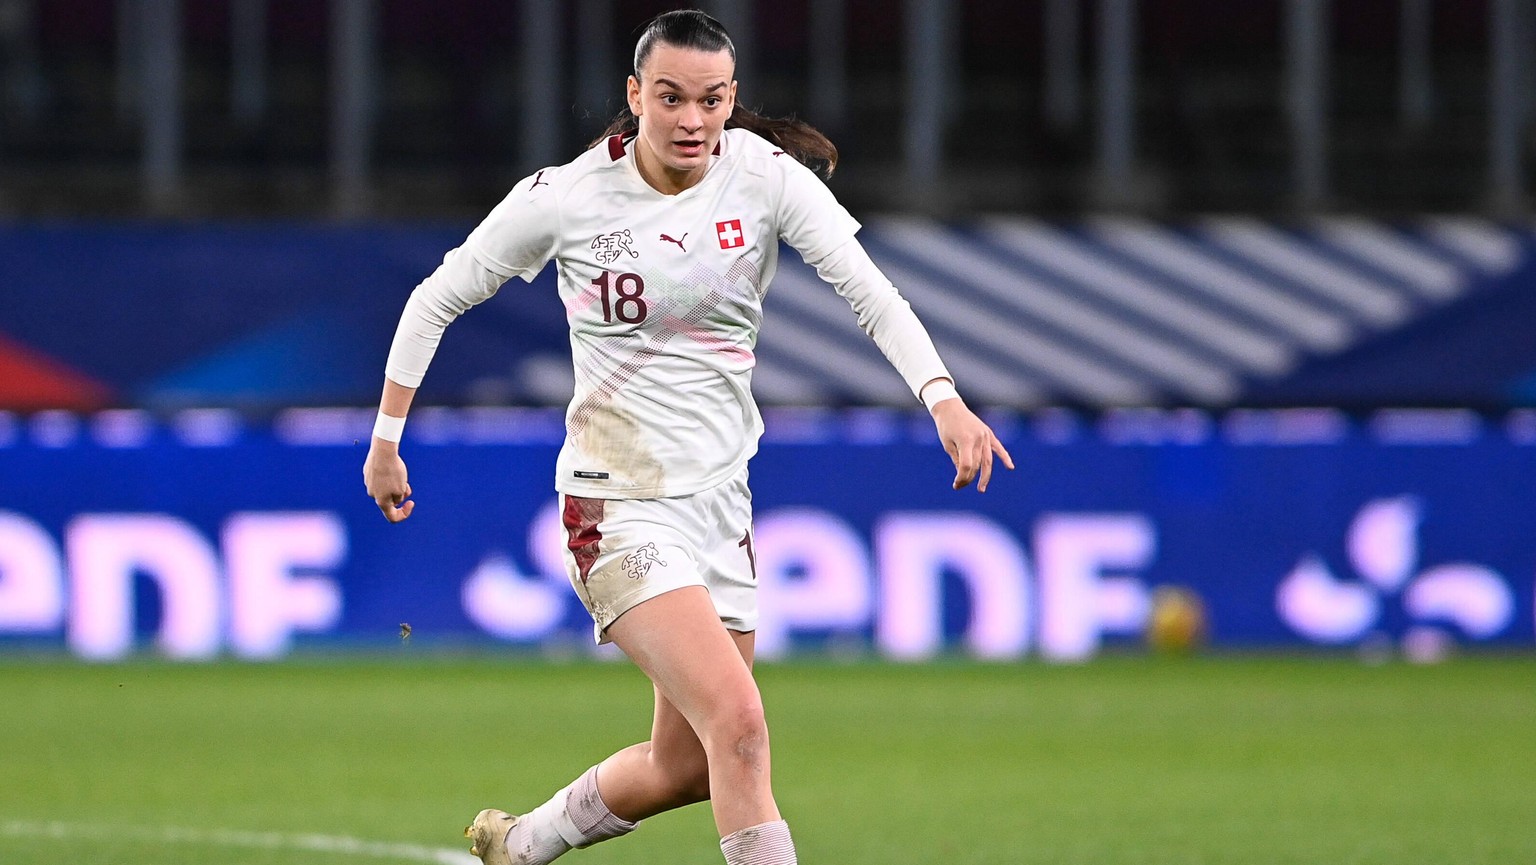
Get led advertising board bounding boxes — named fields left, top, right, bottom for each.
left=3, top=408, right=1533, bottom=661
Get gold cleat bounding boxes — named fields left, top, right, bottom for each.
left=465, top=808, right=519, bottom=865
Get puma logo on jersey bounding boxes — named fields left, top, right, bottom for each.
left=660, top=232, right=688, bottom=252
left=531, top=169, right=549, bottom=188
left=621, top=542, right=668, bottom=580
left=591, top=229, right=639, bottom=264
left=772, top=150, right=786, bottom=156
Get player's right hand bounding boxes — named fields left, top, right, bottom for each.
left=363, top=444, right=415, bottom=522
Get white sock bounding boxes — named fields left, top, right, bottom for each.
left=720, top=819, right=797, bottom=865
left=505, top=766, right=637, bottom=864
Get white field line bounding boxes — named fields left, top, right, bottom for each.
left=0, top=819, right=478, bottom=865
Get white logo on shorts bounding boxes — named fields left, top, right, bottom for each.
left=621, top=542, right=667, bottom=580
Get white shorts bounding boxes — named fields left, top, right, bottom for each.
left=558, top=465, right=757, bottom=644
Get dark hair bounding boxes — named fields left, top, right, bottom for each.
left=590, top=9, right=839, bottom=178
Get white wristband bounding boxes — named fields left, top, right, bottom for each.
left=373, top=411, right=406, bottom=443
left=921, top=379, right=960, bottom=412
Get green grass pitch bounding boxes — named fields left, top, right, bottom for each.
left=1, top=653, right=1533, bottom=864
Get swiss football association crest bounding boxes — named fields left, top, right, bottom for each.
left=621, top=542, right=668, bottom=580
left=592, top=229, right=639, bottom=264
left=716, top=219, right=745, bottom=250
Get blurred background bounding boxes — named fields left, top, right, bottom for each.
left=3, top=0, right=1535, bottom=217
left=2, top=0, right=1535, bottom=662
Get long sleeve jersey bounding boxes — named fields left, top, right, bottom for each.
left=385, top=128, right=953, bottom=498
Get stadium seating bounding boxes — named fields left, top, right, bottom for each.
left=1, top=217, right=1530, bottom=411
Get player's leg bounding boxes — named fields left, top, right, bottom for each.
left=466, top=610, right=774, bottom=865
left=564, top=473, right=771, bottom=828
left=605, top=587, right=796, bottom=863
left=469, top=489, right=766, bottom=865
left=469, top=478, right=790, bottom=864
left=471, top=689, right=707, bottom=865
left=593, top=627, right=755, bottom=820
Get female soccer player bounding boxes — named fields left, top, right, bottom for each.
left=363, top=10, right=1011, bottom=865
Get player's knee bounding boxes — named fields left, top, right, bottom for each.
left=710, top=696, right=770, bottom=769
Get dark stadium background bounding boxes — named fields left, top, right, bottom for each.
left=0, top=0, right=1524, bottom=217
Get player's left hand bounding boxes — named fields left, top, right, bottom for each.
left=931, top=397, right=1014, bottom=492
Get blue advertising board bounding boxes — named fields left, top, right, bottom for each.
left=2, top=407, right=1534, bottom=661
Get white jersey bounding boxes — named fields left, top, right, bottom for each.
left=386, top=128, right=952, bottom=499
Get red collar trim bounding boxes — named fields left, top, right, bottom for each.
left=607, top=134, right=721, bottom=160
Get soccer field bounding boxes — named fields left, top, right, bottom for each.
left=2, top=654, right=1532, bottom=865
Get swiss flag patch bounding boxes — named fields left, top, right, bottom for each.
left=716, top=219, right=745, bottom=250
